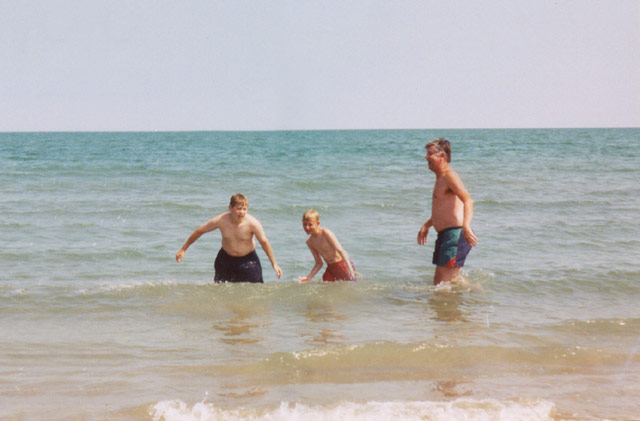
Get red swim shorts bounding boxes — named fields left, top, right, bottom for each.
left=322, top=260, right=356, bottom=282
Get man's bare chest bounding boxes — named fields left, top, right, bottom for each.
left=432, top=180, right=453, bottom=200
left=220, top=222, right=252, bottom=241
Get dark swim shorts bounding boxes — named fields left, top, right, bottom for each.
left=432, top=227, right=472, bottom=268
left=214, top=248, right=263, bottom=283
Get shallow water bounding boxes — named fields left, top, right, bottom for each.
left=1, top=129, right=639, bottom=420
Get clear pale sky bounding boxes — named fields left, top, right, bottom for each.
left=1, top=0, right=638, bottom=131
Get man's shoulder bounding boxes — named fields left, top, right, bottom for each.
left=241, top=214, right=264, bottom=233
left=441, top=167, right=460, bottom=178
left=439, top=168, right=463, bottom=185
left=244, top=213, right=261, bottom=225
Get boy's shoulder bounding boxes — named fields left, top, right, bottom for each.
left=306, top=227, right=328, bottom=241
left=320, top=226, right=337, bottom=237
left=314, top=227, right=336, bottom=241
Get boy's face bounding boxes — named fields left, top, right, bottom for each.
left=302, top=217, right=319, bottom=234
left=229, top=203, right=248, bottom=221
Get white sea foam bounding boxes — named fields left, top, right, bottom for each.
left=96, top=279, right=181, bottom=292
left=291, top=344, right=364, bottom=360
left=150, top=399, right=556, bottom=421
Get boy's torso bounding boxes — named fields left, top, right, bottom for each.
left=308, top=228, right=342, bottom=264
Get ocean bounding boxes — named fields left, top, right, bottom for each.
left=1, top=129, right=639, bottom=420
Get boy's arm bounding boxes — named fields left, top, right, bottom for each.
left=444, top=172, right=478, bottom=247
left=300, top=242, right=323, bottom=283
left=326, top=230, right=356, bottom=277
left=418, top=217, right=432, bottom=245
left=337, top=248, right=356, bottom=277
left=176, top=215, right=221, bottom=262
left=252, top=219, right=282, bottom=279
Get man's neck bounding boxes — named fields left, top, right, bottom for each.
left=229, top=214, right=244, bottom=225
left=433, top=162, right=451, bottom=177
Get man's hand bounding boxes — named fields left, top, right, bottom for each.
left=273, top=264, right=283, bottom=279
left=176, top=250, right=185, bottom=262
left=417, top=224, right=429, bottom=245
left=463, top=227, right=479, bottom=247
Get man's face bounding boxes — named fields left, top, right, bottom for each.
left=425, top=145, right=443, bottom=170
left=230, top=203, right=248, bottom=220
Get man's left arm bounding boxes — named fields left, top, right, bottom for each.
left=252, top=219, right=283, bottom=278
left=445, top=172, right=479, bottom=247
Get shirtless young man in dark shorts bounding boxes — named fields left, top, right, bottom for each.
left=176, top=194, right=282, bottom=283
left=417, top=138, right=478, bottom=285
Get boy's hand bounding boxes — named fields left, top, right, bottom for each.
left=299, top=276, right=310, bottom=283
left=176, top=250, right=185, bottom=262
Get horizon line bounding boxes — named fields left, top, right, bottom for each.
left=1, top=126, right=639, bottom=134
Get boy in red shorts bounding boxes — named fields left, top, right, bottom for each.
left=299, top=209, right=357, bottom=283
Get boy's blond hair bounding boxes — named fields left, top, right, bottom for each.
left=302, top=209, right=319, bottom=222
left=229, top=193, right=249, bottom=208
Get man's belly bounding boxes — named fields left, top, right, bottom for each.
left=222, top=240, right=256, bottom=257
left=432, top=215, right=463, bottom=232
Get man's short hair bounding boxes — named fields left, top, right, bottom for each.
left=229, top=193, right=249, bottom=208
left=426, top=138, right=452, bottom=163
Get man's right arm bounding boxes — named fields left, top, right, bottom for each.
left=176, top=216, right=221, bottom=262
left=417, top=217, right=432, bottom=245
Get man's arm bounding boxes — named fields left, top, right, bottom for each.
left=444, top=172, right=478, bottom=247
left=252, top=219, right=283, bottom=278
left=176, top=215, right=221, bottom=262
left=417, top=217, right=432, bottom=245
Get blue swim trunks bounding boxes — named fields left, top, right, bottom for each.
left=214, top=248, right=263, bottom=283
left=432, top=227, right=471, bottom=268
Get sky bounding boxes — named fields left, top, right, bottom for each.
left=1, top=0, right=638, bottom=131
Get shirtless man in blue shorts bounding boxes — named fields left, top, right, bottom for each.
left=176, top=194, right=282, bottom=283
left=417, top=138, right=478, bottom=285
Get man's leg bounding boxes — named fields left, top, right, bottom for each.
left=237, top=251, right=263, bottom=283
left=434, top=265, right=462, bottom=285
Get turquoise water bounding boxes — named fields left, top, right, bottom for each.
left=1, top=129, right=639, bottom=420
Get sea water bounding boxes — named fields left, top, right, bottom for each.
left=1, top=129, right=639, bottom=420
